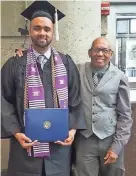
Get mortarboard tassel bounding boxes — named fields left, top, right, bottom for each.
left=55, top=8, right=59, bottom=41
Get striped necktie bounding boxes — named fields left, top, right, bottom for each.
left=37, top=54, right=47, bottom=69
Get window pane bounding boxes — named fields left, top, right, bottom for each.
left=126, top=40, right=136, bottom=81
left=117, top=20, right=129, bottom=34
left=130, top=19, right=136, bottom=33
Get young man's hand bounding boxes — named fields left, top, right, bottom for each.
left=15, top=133, right=38, bottom=149
left=55, top=129, right=76, bottom=146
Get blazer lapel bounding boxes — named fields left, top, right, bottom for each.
left=85, top=62, right=93, bottom=92
left=96, top=62, right=116, bottom=90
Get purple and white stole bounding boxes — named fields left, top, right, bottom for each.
left=25, top=46, right=68, bottom=157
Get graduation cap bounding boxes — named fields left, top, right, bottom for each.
left=21, top=0, right=65, bottom=41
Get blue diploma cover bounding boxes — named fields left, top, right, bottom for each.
left=25, top=108, right=69, bottom=142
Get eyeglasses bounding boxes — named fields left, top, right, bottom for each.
left=91, top=48, right=113, bottom=55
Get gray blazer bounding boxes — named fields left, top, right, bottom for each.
left=77, top=62, right=133, bottom=155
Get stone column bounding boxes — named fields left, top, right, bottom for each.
left=51, top=0, right=101, bottom=63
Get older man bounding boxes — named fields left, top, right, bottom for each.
left=74, top=37, right=133, bottom=176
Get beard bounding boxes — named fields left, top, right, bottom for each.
left=31, top=37, right=52, bottom=48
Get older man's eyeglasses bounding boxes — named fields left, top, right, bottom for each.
left=91, top=48, right=113, bottom=55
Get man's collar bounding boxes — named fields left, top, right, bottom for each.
left=91, top=62, right=110, bottom=75
left=33, top=47, right=51, bottom=59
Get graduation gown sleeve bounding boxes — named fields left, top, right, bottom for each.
left=66, top=54, right=86, bottom=130
left=1, top=58, right=21, bottom=138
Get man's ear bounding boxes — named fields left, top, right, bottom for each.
left=53, top=31, right=55, bottom=40
left=88, top=48, right=91, bottom=58
left=110, top=50, right=113, bottom=57
left=52, top=28, right=55, bottom=40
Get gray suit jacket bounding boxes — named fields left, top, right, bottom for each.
left=77, top=62, right=133, bottom=155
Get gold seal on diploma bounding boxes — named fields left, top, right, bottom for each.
left=43, top=121, right=51, bottom=129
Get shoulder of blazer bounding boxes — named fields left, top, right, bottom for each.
left=110, top=62, right=124, bottom=78
left=76, top=62, right=90, bottom=71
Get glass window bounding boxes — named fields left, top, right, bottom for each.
left=126, top=39, right=136, bottom=82
left=130, top=19, right=136, bottom=33
left=117, top=20, right=129, bottom=34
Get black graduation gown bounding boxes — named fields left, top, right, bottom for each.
left=1, top=50, right=86, bottom=176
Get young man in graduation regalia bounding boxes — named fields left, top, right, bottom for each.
left=1, top=1, right=86, bottom=176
